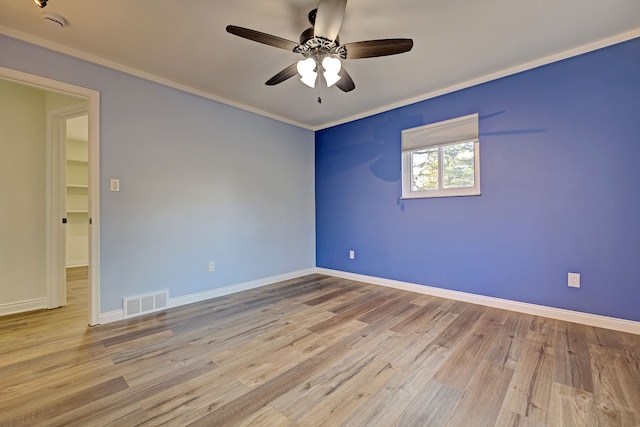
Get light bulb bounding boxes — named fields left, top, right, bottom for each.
left=322, top=56, right=342, bottom=87
left=322, top=56, right=341, bottom=74
left=297, top=58, right=317, bottom=88
left=324, top=72, right=341, bottom=87
left=300, top=73, right=318, bottom=88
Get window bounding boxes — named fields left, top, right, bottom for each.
left=401, top=113, right=480, bottom=199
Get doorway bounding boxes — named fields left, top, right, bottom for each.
left=65, top=114, right=89, bottom=270
left=48, top=106, right=89, bottom=315
left=0, top=66, right=101, bottom=325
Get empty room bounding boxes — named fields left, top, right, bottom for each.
left=1, top=0, right=639, bottom=425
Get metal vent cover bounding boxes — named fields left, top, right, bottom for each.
left=123, top=290, right=169, bottom=318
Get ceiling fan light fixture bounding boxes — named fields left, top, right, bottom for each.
left=33, top=0, right=47, bottom=8
left=322, top=56, right=342, bottom=87
left=297, top=57, right=318, bottom=88
left=324, top=72, right=341, bottom=88
left=300, top=73, right=318, bottom=88
left=226, top=0, right=413, bottom=95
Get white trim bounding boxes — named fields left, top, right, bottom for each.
left=169, top=268, right=316, bottom=308
left=401, top=140, right=481, bottom=199
left=0, top=299, right=47, bottom=317
left=2, top=26, right=638, bottom=132
left=99, top=310, right=124, bottom=325
left=316, top=29, right=640, bottom=131
left=315, top=268, right=640, bottom=335
left=0, top=65, right=102, bottom=326
left=0, top=27, right=309, bottom=131
left=97, top=268, right=316, bottom=324
left=87, top=90, right=101, bottom=327
left=66, top=260, right=89, bottom=268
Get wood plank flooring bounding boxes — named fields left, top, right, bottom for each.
left=1, top=272, right=640, bottom=426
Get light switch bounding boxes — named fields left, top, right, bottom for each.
left=568, top=272, right=580, bottom=288
left=110, top=179, right=120, bottom=192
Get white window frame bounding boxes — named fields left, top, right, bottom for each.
left=401, top=113, right=481, bottom=199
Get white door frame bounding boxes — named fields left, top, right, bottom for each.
left=0, top=66, right=101, bottom=326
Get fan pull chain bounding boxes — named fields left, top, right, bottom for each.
left=316, top=69, right=323, bottom=104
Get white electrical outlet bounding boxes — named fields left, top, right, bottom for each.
left=110, top=178, right=120, bottom=192
left=208, top=261, right=215, bottom=272
left=568, top=272, right=580, bottom=288
left=349, top=250, right=355, bottom=260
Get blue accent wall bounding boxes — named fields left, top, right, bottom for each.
left=316, top=38, right=640, bottom=322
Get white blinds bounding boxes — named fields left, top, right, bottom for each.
left=402, top=113, right=478, bottom=152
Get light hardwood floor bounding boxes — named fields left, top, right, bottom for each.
left=1, top=272, right=639, bottom=426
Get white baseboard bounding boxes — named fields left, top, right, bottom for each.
left=98, top=267, right=317, bottom=324
left=0, top=298, right=47, bottom=317
left=66, top=259, right=89, bottom=268
left=99, top=309, right=124, bottom=324
left=315, top=268, right=640, bottom=335
left=169, top=268, right=316, bottom=308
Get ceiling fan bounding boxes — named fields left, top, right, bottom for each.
left=226, top=0, right=413, bottom=93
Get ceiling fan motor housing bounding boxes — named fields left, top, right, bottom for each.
left=296, top=28, right=340, bottom=56
left=300, top=27, right=315, bottom=45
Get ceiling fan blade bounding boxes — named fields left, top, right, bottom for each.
left=335, top=66, right=355, bottom=92
left=265, top=63, right=299, bottom=86
left=314, top=0, right=347, bottom=41
left=342, top=39, right=414, bottom=59
left=226, top=25, right=298, bottom=51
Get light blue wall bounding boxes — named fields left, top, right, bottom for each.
left=316, top=38, right=640, bottom=322
left=1, top=35, right=315, bottom=313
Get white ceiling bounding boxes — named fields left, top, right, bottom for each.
left=1, top=0, right=639, bottom=130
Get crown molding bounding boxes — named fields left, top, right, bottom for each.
left=3, top=25, right=638, bottom=132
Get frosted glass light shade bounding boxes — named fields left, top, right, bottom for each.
left=322, top=56, right=342, bottom=87
left=322, top=56, right=341, bottom=74
left=324, top=72, right=341, bottom=87
left=297, top=58, right=317, bottom=88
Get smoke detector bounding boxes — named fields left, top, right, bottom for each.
left=41, top=11, right=65, bottom=28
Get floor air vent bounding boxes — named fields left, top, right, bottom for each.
left=123, top=291, right=169, bottom=318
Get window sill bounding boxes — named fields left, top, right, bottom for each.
left=401, top=190, right=481, bottom=200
